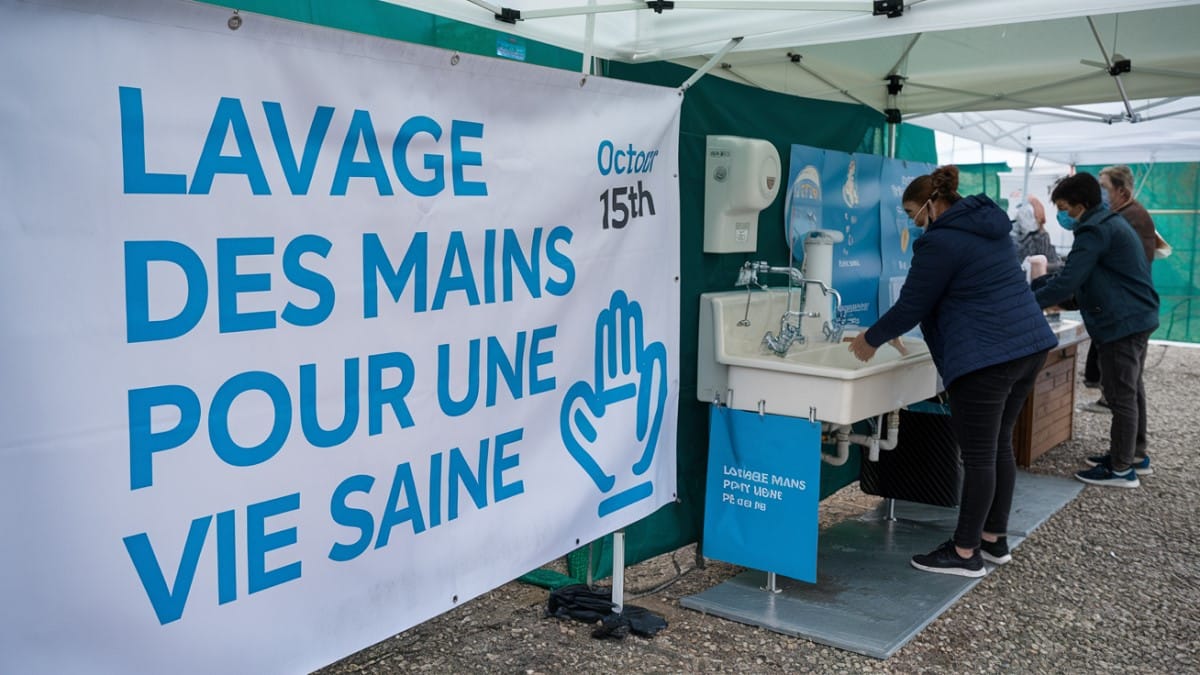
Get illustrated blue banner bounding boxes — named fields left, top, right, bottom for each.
left=879, top=157, right=935, bottom=315
left=824, top=152, right=882, bottom=324
left=702, top=405, right=821, bottom=582
left=787, top=144, right=902, bottom=327
left=784, top=144, right=828, bottom=254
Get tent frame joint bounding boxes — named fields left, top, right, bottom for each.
left=873, top=0, right=903, bottom=18
left=1108, top=58, right=1132, bottom=77
left=494, top=7, right=521, bottom=24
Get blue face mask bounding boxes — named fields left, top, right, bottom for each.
left=1056, top=210, right=1077, bottom=231
left=908, top=224, right=924, bottom=241
left=1101, top=189, right=1111, bottom=208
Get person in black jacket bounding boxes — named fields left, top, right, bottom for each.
left=849, top=165, right=1057, bottom=577
left=1034, top=172, right=1160, bottom=487
left=1080, top=165, right=1159, bottom=407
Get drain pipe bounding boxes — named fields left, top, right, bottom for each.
left=822, top=424, right=853, bottom=466
left=869, top=411, right=901, bottom=461
left=821, top=411, right=902, bottom=465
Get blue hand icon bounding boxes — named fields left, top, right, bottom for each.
left=560, top=290, right=668, bottom=516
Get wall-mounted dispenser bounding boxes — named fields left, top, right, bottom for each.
left=703, top=135, right=781, bottom=253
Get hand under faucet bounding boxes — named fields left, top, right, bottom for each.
left=848, top=333, right=908, bottom=362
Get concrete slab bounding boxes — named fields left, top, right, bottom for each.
left=680, top=471, right=1082, bottom=658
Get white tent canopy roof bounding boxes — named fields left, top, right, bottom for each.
left=386, top=0, right=1200, bottom=162
left=914, top=98, right=1200, bottom=165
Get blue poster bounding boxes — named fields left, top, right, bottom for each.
left=702, top=405, right=821, bottom=583
left=784, top=145, right=828, bottom=256
left=824, top=152, right=882, bottom=324
left=878, top=158, right=935, bottom=315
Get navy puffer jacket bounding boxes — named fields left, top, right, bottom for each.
left=865, top=194, right=1058, bottom=387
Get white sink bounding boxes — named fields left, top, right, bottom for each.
left=697, top=290, right=939, bottom=425
left=1046, top=316, right=1087, bottom=347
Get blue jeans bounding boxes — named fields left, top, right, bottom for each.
left=1098, top=330, right=1151, bottom=471
left=947, top=350, right=1049, bottom=550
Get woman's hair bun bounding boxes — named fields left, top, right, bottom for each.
left=931, top=165, right=959, bottom=196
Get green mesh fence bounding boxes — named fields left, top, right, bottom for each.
left=954, top=163, right=1013, bottom=205
left=1078, top=163, right=1200, bottom=343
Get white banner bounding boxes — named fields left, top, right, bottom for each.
left=0, top=1, right=680, bottom=672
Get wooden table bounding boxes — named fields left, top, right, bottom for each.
left=1013, top=319, right=1090, bottom=468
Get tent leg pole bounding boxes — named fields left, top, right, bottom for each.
left=581, top=0, right=595, bottom=75
left=612, top=530, right=625, bottom=613
left=761, top=571, right=781, bottom=594
left=1022, top=132, right=1032, bottom=200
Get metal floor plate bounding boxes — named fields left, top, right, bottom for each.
left=680, top=471, right=1083, bottom=658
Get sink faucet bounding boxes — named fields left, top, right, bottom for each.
left=823, top=307, right=850, bottom=343
left=762, top=313, right=805, bottom=355
left=738, top=261, right=845, bottom=347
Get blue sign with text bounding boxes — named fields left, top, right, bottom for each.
left=702, top=405, right=821, bottom=582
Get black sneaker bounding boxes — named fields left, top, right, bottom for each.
left=1086, top=454, right=1152, bottom=476
left=980, top=537, right=1011, bottom=565
left=1080, top=398, right=1112, bottom=414
left=1083, top=379, right=1101, bottom=389
left=911, top=540, right=986, bottom=577
left=1075, top=464, right=1140, bottom=488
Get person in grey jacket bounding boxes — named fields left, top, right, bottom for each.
left=1034, top=172, right=1160, bottom=488
left=849, top=165, right=1056, bottom=577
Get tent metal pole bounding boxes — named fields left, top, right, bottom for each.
left=885, top=73, right=903, bottom=158
left=886, top=33, right=922, bottom=78
left=718, top=64, right=770, bottom=90
left=521, top=3, right=650, bottom=20
left=612, top=530, right=625, bottom=613
left=464, top=0, right=504, bottom=14
left=581, top=0, right=596, bottom=74
left=904, top=71, right=1105, bottom=114
left=680, top=37, right=742, bottom=91
left=1141, top=104, right=1200, bottom=121
left=1022, top=132, right=1032, bottom=201
left=978, top=142, right=989, bottom=199
left=789, top=53, right=877, bottom=111
left=520, top=1, right=876, bottom=19
left=1086, top=16, right=1136, bottom=121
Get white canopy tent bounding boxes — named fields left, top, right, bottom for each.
left=384, top=0, right=1200, bottom=163
left=914, top=99, right=1200, bottom=166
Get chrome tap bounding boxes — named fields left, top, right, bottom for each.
left=762, top=312, right=805, bottom=355
left=823, top=307, right=850, bottom=343
left=737, top=261, right=845, bottom=344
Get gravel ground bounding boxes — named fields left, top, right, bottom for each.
left=320, top=342, right=1200, bottom=674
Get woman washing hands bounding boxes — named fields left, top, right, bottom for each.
left=847, top=166, right=1057, bottom=577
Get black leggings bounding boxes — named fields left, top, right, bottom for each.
left=947, top=350, right=1049, bottom=550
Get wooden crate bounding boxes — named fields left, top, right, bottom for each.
left=1014, top=343, right=1080, bottom=467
